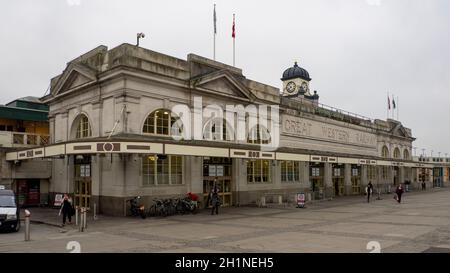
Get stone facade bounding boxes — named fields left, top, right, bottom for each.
left=14, top=43, right=421, bottom=215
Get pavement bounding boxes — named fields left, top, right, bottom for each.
left=1, top=187, right=449, bottom=253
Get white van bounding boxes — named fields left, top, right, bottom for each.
left=0, top=189, right=20, bottom=232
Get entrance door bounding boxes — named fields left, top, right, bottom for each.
left=310, top=163, right=324, bottom=199
left=74, top=156, right=91, bottom=208
left=393, top=167, right=399, bottom=185
left=203, top=157, right=232, bottom=207
left=332, top=165, right=344, bottom=196
left=351, top=165, right=361, bottom=194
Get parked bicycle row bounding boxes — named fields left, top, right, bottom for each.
left=127, top=192, right=200, bottom=219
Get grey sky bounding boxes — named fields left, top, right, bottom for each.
left=1, top=0, right=449, bottom=156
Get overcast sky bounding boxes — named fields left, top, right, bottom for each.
left=0, top=0, right=449, bottom=156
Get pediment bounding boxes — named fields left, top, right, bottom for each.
left=191, top=70, right=254, bottom=101
left=52, top=63, right=97, bottom=96
left=391, top=124, right=409, bottom=138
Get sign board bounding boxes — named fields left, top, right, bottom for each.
left=54, top=193, right=64, bottom=207
left=0, top=185, right=5, bottom=190
left=296, top=192, right=305, bottom=208
left=216, top=165, right=224, bottom=177
left=208, top=165, right=217, bottom=177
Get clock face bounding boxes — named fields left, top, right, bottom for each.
left=286, top=81, right=296, bottom=93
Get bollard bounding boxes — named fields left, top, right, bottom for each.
left=83, top=208, right=87, bottom=230
left=75, top=206, right=78, bottom=226
left=93, top=203, right=97, bottom=220
left=79, top=208, right=84, bottom=232
left=24, top=209, right=31, bottom=241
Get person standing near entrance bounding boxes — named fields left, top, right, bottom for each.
left=366, top=181, right=374, bottom=203
left=59, top=194, right=73, bottom=226
left=211, top=185, right=221, bottom=215
left=395, top=184, right=404, bottom=204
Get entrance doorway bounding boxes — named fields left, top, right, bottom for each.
left=74, top=155, right=91, bottom=208
left=332, top=164, right=344, bottom=196
left=393, top=166, right=399, bottom=186
left=16, top=179, right=40, bottom=207
left=203, top=157, right=232, bottom=207
left=310, top=163, right=324, bottom=199
left=351, top=165, right=361, bottom=194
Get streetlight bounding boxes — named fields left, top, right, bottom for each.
left=136, top=32, right=145, bottom=46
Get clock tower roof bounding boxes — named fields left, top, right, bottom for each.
left=281, top=62, right=311, bottom=81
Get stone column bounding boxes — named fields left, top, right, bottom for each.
left=399, top=166, right=405, bottom=185
left=273, top=160, right=281, bottom=190
left=344, top=164, right=352, bottom=195
left=324, top=163, right=333, bottom=198
left=300, top=162, right=311, bottom=200
left=361, top=165, right=368, bottom=191
left=234, top=158, right=248, bottom=205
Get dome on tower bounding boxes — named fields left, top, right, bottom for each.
left=281, top=62, right=311, bottom=81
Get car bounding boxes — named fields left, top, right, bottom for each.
left=0, top=189, right=20, bottom=232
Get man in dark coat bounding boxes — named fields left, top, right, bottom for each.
left=366, top=181, right=374, bottom=203
left=211, top=185, right=221, bottom=215
left=59, top=194, right=73, bottom=226
left=395, top=184, right=404, bottom=204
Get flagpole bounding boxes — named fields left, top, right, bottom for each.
left=392, top=94, right=394, bottom=119
left=233, top=13, right=235, bottom=67
left=387, top=91, right=389, bottom=120
left=397, top=96, right=399, bottom=121
left=213, top=4, right=216, bottom=60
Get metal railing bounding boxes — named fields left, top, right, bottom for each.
left=0, top=131, right=50, bottom=147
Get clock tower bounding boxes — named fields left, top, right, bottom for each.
left=281, top=61, right=312, bottom=98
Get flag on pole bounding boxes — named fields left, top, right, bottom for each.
left=388, top=95, right=391, bottom=110
left=232, top=15, right=235, bottom=38
left=213, top=4, right=217, bottom=34
left=392, top=95, right=396, bottom=109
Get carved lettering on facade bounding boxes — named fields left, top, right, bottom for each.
left=282, top=115, right=377, bottom=147
left=284, top=118, right=312, bottom=136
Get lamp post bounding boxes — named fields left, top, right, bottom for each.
left=136, top=32, right=145, bottom=46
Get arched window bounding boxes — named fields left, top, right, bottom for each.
left=247, top=124, right=271, bottom=145
left=143, top=109, right=181, bottom=136
left=203, top=118, right=233, bottom=141
left=393, top=148, right=401, bottom=159
left=381, top=146, right=389, bottom=158
left=403, top=149, right=410, bottom=160
left=75, top=114, right=92, bottom=139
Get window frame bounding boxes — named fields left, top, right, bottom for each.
left=142, top=155, right=184, bottom=186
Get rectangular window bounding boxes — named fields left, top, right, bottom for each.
left=142, top=155, right=183, bottom=186
left=281, top=161, right=300, bottom=183
left=367, top=166, right=377, bottom=180
left=382, top=166, right=389, bottom=179
left=311, top=167, right=320, bottom=177
left=333, top=168, right=341, bottom=177
left=247, top=160, right=271, bottom=183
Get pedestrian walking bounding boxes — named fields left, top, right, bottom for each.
left=59, top=193, right=74, bottom=226
left=394, top=184, right=404, bottom=204
left=211, top=185, right=221, bottom=215
left=366, top=181, right=374, bottom=203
